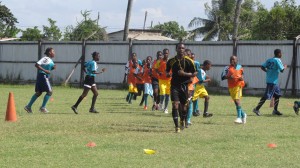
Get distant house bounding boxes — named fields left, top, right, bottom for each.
left=108, top=29, right=176, bottom=41
left=0, top=38, right=20, bottom=41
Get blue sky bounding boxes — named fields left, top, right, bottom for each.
left=1, top=0, right=295, bottom=35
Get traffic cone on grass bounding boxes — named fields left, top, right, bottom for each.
left=5, top=92, right=17, bottom=122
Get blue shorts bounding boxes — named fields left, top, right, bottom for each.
left=263, top=83, right=281, bottom=100
left=144, top=83, right=153, bottom=96
left=35, top=73, right=52, bottom=93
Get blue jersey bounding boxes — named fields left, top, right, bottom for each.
left=194, top=60, right=201, bottom=72
left=196, top=69, right=206, bottom=85
left=36, top=57, right=55, bottom=75
left=85, top=60, right=98, bottom=77
left=262, top=57, right=284, bottom=84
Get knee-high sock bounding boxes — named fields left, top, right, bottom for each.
left=126, top=93, right=130, bottom=102
left=74, top=96, right=84, bottom=107
left=204, top=101, right=209, bottom=113
left=255, top=97, right=266, bottom=110
left=236, top=106, right=242, bottom=118
left=27, top=94, right=38, bottom=107
left=274, top=96, right=280, bottom=111
left=144, top=94, right=148, bottom=106
left=160, top=95, right=165, bottom=105
left=187, top=101, right=193, bottom=123
left=193, top=99, right=199, bottom=112
left=41, top=94, right=51, bottom=108
left=140, top=93, right=145, bottom=105
left=128, top=93, right=134, bottom=103
left=172, top=108, right=179, bottom=128
left=164, top=95, right=170, bottom=109
left=91, top=95, right=97, bottom=109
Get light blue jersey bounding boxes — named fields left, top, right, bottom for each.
left=194, top=60, right=201, bottom=72
left=36, top=57, right=55, bottom=75
left=85, top=60, right=98, bottom=77
left=196, top=69, right=206, bottom=85
left=262, top=57, right=284, bottom=84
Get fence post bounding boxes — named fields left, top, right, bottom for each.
left=292, top=36, right=299, bottom=96
left=80, top=39, right=86, bottom=87
left=128, top=38, right=133, bottom=61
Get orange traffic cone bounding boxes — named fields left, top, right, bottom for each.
left=5, top=92, right=17, bottom=122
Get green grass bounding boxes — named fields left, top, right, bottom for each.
left=0, top=84, right=300, bottom=168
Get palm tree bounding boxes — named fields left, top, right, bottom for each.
left=188, top=0, right=236, bottom=41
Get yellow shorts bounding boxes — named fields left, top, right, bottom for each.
left=159, top=79, right=171, bottom=95
left=129, top=84, right=138, bottom=93
left=229, top=86, right=242, bottom=100
left=192, top=84, right=208, bottom=101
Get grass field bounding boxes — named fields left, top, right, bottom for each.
left=0, top=84, right=300, bottom=168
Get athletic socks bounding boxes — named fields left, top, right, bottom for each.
left=27, top=94, right=38, bottom=107
left=74, top=96, right=84, bottom=107
left=159, top=95, right=165, bottom=105
left=204, top=101, right=209, bottom=113
left=187, top=101, right=193, bottom=123
left=255, top=97, right=266, bottom=111
left=91, top=95, right=98, bottom=109
left=164, top=95, right=170, bottom=109
left=172, top=108, right=179, bottom=128
left=144, top=94, right=148, bottom=106
left=274, top=97, right=279, bottom=111
left=41, top=94, right=51, bottom=108
left=236, top=106, right=242, bottom=118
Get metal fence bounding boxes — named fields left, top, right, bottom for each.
left=0, top=40, right=299, bottom=95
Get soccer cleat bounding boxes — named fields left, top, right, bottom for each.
left=24, top=106, right=32, bottom=113
left=39, top=107, right=49, bottom=113
left=242, top=113, right=247, bottom=124
left=193, top=111, right=200, bottom=117
left=163, top=109, right=168, bottom=114
left=71, top=105, right=78, bottom=114
left=175, top=127, right=180, bottom=133
left=252, top=108, right=261, bottom=116
left=203, top=112, right=213, bottom=118
left=89, top=108, right=99, bottom=113
left=144, top=106, right=148, bottom=110
left=293, top=102, right=299, bottom=115
left=234, top=118, right=243, bottom=124
left=272, top=110, right=282, bottom=116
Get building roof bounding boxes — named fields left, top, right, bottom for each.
left=0, top=38, right=20, bottom=41
left=108, top=29, right=176, bottom=41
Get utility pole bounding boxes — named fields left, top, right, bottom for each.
left=232, top=0, right=243, bottom=56
left=123, top=0, right=133, bottom=41
left=143, top=11, right=148, bottom=31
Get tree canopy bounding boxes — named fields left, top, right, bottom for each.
left=0, top=2, right=19, bottom=38
left=151, top=21, right=187, bottom=41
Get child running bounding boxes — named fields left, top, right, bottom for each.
left=24, top=47, right=56, bottom=113
left=221, top=55, right=247, bottom=124
left=142, top=56, right=154, bottom=110
left=71, top=52, right=105, bottom=114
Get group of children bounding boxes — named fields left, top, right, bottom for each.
left=24, top=46, right=298, bottom=133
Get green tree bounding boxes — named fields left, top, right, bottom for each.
left=0, top=2, right=20, bottom=38
left=20, top=26, right=42, bottom=41
left=63, top=10, right=107, bottom=41
left=152, top=21, right=188, bottom=41
left=251, top=0, right=300, bottom=40
left=188, top=0, right=259, bottom=41
left=43, top=18, right=62, bottom=41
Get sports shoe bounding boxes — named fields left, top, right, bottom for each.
left=272, top=110, right=282, bottom=116
left=175, top=127, right=180, bottom=133
left=89, top=108, right=99, bottom=113
left=71, top=105, right=78, bottom=114
left=193, top=111, right=200, bottom=117
left=203, top=112, right=213, bottom=118
left=39, top=107, right=49, bottom=113
left=144, top=106, right=148, bottom=110
left=234, top=118, right=243, bottom=124
left=242, top=113, right=247, bottom=124
left=24, top=106, right=32, bottom=113
left=163, top=108, right=168, bottom=114
left=293, top=102, right=299, bottom=115
left=252, top=108, right=261, bottom=116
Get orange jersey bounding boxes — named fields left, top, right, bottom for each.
left=151, top=60, right=159, bottom=79
left=143, top=65, right=152, bottom=83
left=227, top=65, right=245, bottom=88
left=155, top=59, right=172, bottom=81
left=188, top=76, right=199, bottom=90
left=127, top=64, right=137, bottom=85
left=136, top=65, right=144, bottom=84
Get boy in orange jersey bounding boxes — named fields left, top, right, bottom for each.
left=142, top=56, right=153, bottom=110
left=221, top=55, right=247, bottom=124
left=126, top=60, right=140, bottom=104
left=151, top=51, right=163, bottom=110
left=155, top=48, right=171, bottom=113
left=137, top=60, right=146, bottom=106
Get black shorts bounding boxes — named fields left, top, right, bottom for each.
left=171, top=84, right=189, bottom=105
left=137, top=83, right=144, bottom=94
left=84, top=75, right=96, bottom=88
left=152, top=77, right=159, bottom=90
left=35, top=73, right=52, bottom=93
